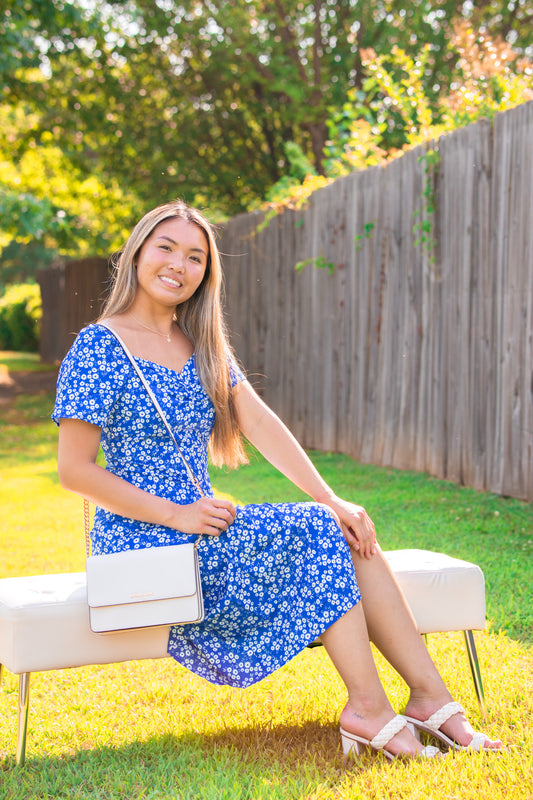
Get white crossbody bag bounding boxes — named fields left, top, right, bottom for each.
left=85, top=323, right=205, bottom=633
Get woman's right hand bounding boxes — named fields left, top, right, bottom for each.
left=171, top=497, right=237, bottom=536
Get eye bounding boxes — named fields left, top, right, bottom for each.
left=159, top=244, right=171, bottom=252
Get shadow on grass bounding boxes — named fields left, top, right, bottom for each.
left=1, top=721, right=378, bottom=799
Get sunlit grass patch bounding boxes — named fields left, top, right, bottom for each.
left=0, top=351, right=57, bottom=372
left=1, top=392, right=532, bottom=797
left=1, top=641, right=531, bottom=798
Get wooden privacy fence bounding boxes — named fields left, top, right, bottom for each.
left=219, top=102, right=533, bottom=502
left=37, top=257, right=110, bottom=362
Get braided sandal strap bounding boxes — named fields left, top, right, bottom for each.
left=370, top=715, right=407, bottom=750
left=423, top=701, right=465, bottom=732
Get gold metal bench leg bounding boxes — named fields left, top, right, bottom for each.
left=16, top=673, right=30, bottom=766
left=463, top=630, right=486, bottom=718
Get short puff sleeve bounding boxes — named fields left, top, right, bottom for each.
left=52, top=324, right=129, bottom=428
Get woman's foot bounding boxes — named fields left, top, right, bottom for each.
left=404, top=693, right=502, bottom=751
left=339, top=702, right=442, bottom=758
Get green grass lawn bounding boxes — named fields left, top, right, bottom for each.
left=1, top=390, right=532, bottom=798
left=0, top=351, right=58, bottom=373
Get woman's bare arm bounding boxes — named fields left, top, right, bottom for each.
left=233, top=381, right=377, bottom=557
left=57, top=418, right=235, bottom=536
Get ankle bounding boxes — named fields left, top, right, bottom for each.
left=345, top=693, right=391, bottom=719
left=340, top=698, right=394, bottom=734
left=405, top=687, right=453, bottom=717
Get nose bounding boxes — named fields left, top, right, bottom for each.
left=169, top=255, right=185, bottom=272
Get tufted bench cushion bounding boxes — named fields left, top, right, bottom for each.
left=383, top=549, right=486, bottom=633
left=0, top=572, right=170, bottom=674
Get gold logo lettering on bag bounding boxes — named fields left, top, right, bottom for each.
left=130, top=592, right=155, bottom=598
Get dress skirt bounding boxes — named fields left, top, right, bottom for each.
left=168, top=501, right=360, bottom=687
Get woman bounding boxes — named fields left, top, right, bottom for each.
left=53, top=200, right=501, bottom=759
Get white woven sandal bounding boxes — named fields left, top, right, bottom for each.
left=404, top=701, right=493, bottom=752
left=340, top=714, right=442, bottom=760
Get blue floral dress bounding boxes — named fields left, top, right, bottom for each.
left=53, top=324, right=360, bottom=687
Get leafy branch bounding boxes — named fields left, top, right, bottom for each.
left=413, top=148, right=440, bottom=262
left=294, top=255, right=335, bottom=275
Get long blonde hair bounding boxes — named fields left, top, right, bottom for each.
left=100, top=200, right=248, bottom=468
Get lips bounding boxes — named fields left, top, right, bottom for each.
left=159, top=275, right=183, bottom=289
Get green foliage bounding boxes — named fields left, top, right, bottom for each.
left=323, top=112, right=388, bottom=178
left=360, top=44, right=447, bottom=151
left=264, top=142, right=317, bottom=205
left=413, top=149, right=441, bottom=261
left=354, top=221, right=376, bottom=252
left=0, top=1, right=96, bottom=81
left=294, top=255, right=336, bottom=275
left=261, top=22, right=532, bottom=246
left=444, top=20, right=533, bottom=124
left=256, top=142, right=327, bottom=232
left=0, top=186, right=76, bottom=254
left=0, top=2, right=532, bottom=285
left=0, top=99, right=146, bottom=282
left=358, top=24, right=533, bottom=151
left=0, top=283, right=42, bottom=351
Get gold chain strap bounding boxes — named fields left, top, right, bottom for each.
left=84, top=499, right=91, bottom=557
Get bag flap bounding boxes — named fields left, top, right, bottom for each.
left=86, top=543, right=198, bottom=608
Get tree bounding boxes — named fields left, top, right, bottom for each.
left=5, top=0, right=530, bottom=218
left=0, top=95, right=144, bottom=284
left=0, top=0, right=531, bottom=283
left=266, top=21, right=533, bottom=219
left=468, top=0, right=533, bottom=50
left=0, top=1, right=93, bottom=81
left=0, top=1, right=140, bottom=281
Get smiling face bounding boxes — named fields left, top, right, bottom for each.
left=134, top=217, right=209, bottom=311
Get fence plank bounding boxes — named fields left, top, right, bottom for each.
left=221, top=102, right=533, bottom=501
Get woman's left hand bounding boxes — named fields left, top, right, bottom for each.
left=322, top=496, right=378, bottom=559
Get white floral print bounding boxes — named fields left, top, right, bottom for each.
left=53, top=324, right=360, bottom=687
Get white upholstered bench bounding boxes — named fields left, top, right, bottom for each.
left=0, top=548, right=487, bottom=765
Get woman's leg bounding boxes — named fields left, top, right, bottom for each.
left=349, top=546, right=501, bottom=749
left=349, top=545, right=445, bottom=689
left=320, top=601, right=428, bottom=756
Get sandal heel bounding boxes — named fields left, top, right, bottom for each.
left=341, top=733, right=363, bottom=757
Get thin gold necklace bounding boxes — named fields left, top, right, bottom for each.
left=131, top=313, right=175, bottom=343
